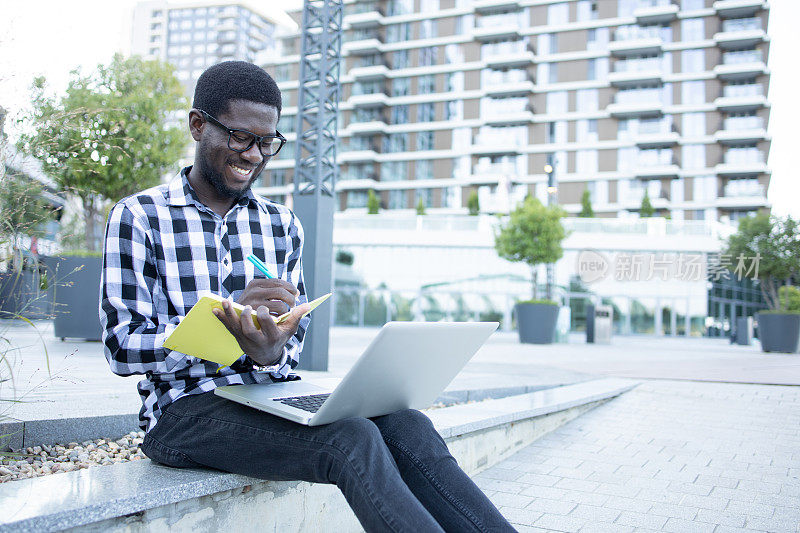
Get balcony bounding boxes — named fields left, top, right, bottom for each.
left=714, top=51, right=768, bottom=80
left=717, top=181, right=768, bottom=208
left=608, top=37, right=663, bottom=57
left=473, top=0, right=522, bottom=14
left=608, top=67, right=663, bottom=87
left=607, top=100, right=664, bottom=118
left=715, top=153, right=768, bottom=176
left=350, top=64, right=390, bottom=81
left=482, top=105, right=535, bottom=125
left=473, top=25, right=521, bottom=42
left=634, top=160, right=680, bottom=179
left=634, top=2, right=679, bottom=24
left=339, top=149, right=379, bottom=164
left=344, top=5, right=383, bottom=29
left=483, top=50, right=536, bottom=69
left=470, top=133, right=525, bottom=155
left=484, top=79, right=535, bottom=97
left=714, top=18, right=766, bottom=49
left=714, top=125, right=769, bottom=144
left=343, top=36, right=382, bottom=56
left=713, top=0, right=768, bottom=18
left=714, top=93, right=768, bottom=112
left=635, top=125, right=680, bottom=148
left=621, top=183, right=670, bottom=205
left=349, top=92, right=389, bottom=108
left=348, top=120, right=388, bottom=135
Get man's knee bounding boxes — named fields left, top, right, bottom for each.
left=375, top=409, right=443, bottom=446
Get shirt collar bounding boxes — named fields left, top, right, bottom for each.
left=166, top=166, right=258, bottom=210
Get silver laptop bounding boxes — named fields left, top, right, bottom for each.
left=214, top=321, right=498, bottom=425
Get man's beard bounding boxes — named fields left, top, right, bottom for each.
left=196, top=147, right=261, bottom=200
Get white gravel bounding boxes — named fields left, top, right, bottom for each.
left=1, top=431, right=147, bottom=483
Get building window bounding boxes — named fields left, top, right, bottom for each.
left=415, top=188, right=432, bottom=207
left=445, top=100, right=463, bottom=120
left=681, top=18, right=705, bottom=41
left=386, top=22, right=411, bottom=43
left=420, top=19, right=437, bottom=39
left=381, top=161, right=408, bottom=182
left=547, top=2, right=569, bottom=25
left=546, top=91, right=568, bottom=113
left=269, top=169, right=287, bottom=186
left=576, top=88, right=598, bottom=111
left=576, top=119, right=598, bottom=142
left=393, top=77, right=410, bottom=97
left=389, top=189, right=406, bottom=209
left=682, top=112, right=705, bottom=136
left=393, top=50, right=409, bottom=69
left=548, top=63, right=559, bottom=84
left=587, top=58, right=596, bottom=80
left=418, top=74, right=436, bottom=94
left=683, top=144, right=706, bottom=169
left=417, top=130, right=434, bottom=151
left=417, top=102, right=436, bottom=122
left=416, top=160, right=433, bottom=180
left=346, top=190, right=368, bottom=208
left=384, top=133, right=408, bottom=153
left=681, top=49, right=705, bottom=73
left=418, top=47, right=437, bottom=67
left=392, top=105, right=409, bottom=124
left=681, top=80, right=705, bottom=104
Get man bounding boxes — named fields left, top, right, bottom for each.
left=101, top=61, right=514, bottom=532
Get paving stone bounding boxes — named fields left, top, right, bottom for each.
left=489, top=492, right=535, bottom=509
left=576, top=523, right=634, bottom=533
left=568, top=503, right=621, bottom=523
left=533, top=513, right=588, bottom=533
left=527, top=497, right=578, bottom=515
left=694, top=508, right=747, bottom=528
left=517, top=473, right=563, bottom=487
left=725, top=498, right=775, bottom=518
left=661, top=517, right=717, bottom=533
left=745, top=514, right=800, bottom=532
left=647, top=502, right=698, bottom=521
left=476, top=467, right=524, bottom=482
left=613, top=510, right=667, bottom=530
left=498, top=506, right=544, bottom=527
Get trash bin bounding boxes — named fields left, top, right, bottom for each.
left=735, top=316, right=753, bottom=346
left=586, top=304, right=612, bottom=344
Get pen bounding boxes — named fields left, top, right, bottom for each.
left=246, top=253, right=276, bottom=279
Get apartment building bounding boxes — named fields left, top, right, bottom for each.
left=131, top=0, right=285, bottom=99
left=260, top=0, right=771, bottom=226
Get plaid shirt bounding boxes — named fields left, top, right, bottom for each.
left=100, top=167, right=308, bottom=432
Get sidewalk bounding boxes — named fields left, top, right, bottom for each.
left=476, top=380, right=800, bottom=532
left=2, top=320, right=799, bottom=532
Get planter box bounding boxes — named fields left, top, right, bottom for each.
left=0, top=267, right=54, bottom=319
left=757, top=312, right=800, bottom=353
left=47, top=255, right=103, bottom=341
left=516, top=303, right=559, bottom=344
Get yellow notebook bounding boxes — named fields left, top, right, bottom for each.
left=162, top=292, right=332, bottom=368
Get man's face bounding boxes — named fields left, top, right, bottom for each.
left=195, top=99, right=279, bottom=201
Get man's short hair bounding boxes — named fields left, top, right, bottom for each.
left=192, top=61, right=282, bottom=117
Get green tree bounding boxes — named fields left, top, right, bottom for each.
left=494, top=196, right=567, bottom=301
left=366, top=189, right=380, bottom=214
left=724, top=214, right=800, bottom=310
left=578, top=188, right=594, bottom=218
left=639, top=190, right=655, bottom=218
left=467, top=190, right=480, bottom=215
left=0, top=172, right=58, bottom=272
left=416, top=196, right=426, bottom=215
left=19, top=54, right=188, bottom=251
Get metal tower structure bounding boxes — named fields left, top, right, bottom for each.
left=292, top=0, right=343, bottom=371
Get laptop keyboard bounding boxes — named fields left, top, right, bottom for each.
left=273, top=393, right=331, bottom=413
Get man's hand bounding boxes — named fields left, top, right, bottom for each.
left=213, top=299, right=311, bottom=367
left=238, top=278, right=300, bottom=317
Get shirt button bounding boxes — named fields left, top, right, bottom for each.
left=223, top=258, right=229, bottom=265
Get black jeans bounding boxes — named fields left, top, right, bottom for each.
left=141, top=392, right=515, bottom=533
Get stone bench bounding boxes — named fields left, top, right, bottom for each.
left=0, top=378, right=637, bottom=533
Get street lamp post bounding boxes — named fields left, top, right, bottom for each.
left=544, top=157, right=558, bottom=301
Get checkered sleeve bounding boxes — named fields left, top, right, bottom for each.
left=263, top=212, right=309, bottom=379
left=100, top=201, right=186, bottom=376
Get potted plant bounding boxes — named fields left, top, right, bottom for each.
left=18, top=55, right=187, bottom=339
left=724, top=214, right=800, bottom=353
left=495, top=196, right=567, bottom=344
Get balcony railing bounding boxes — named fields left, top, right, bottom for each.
left=345, top=1, right=382, bottom=15
left=723, top=152, right=764, bottom=166
left=615, top=88, right=664, bottom=105
left=613, top=57, right=664, bottom=73
left=722, top=50, right=762, bottom=64
left=722, top=17, right=761, bottom=32
left=614, top=25, right=664, bottom=41
left=723, top=180, right=764, bottom=197
left=722, top=117, right=763, bottom=130
left=722, top=83, right=762, bottom=98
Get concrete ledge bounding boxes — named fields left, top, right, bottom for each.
left=1, top=383, right=575, bottom=451
left=0, top=378, right=637, bottom=532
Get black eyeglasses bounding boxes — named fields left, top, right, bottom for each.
left=199, top=110, right=286, bottom=157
